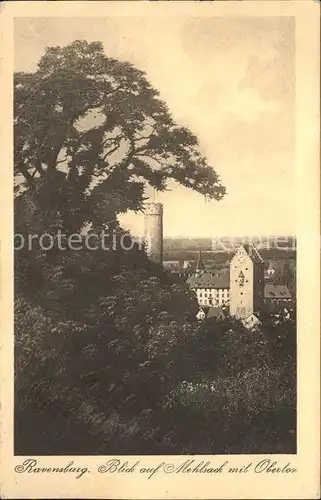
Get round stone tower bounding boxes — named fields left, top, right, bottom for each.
left=144, top=202, right=163, bottom=265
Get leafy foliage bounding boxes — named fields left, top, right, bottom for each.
left=15, top=40, right=225, bottom=234
left=15, top=286, right=296, bottom=454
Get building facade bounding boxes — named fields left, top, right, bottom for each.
left=264, top=284, right=293, bottom=313
left=187, top=251, right=230, bottom=307
left=187, top=244, right=292, bottom=320
left=229, top=244, right=265, bottom=319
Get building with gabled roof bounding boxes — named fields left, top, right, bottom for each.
left=264, top=284, right=292, bottom=313
left=187, top=243, right=293, bottom=319
left=241, top=313, right=262, bottom=331
left=265, top=284, right=292, bottom=299
left=187, top=268, right=230, bottom=308
left=229, top=243, right=265, bottom=319
left=206, top=306, right=226, bottom=320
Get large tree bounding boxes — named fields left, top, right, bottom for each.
left=15, top=40, right=225, bottom=233
left=14, top=40, right=225, bottom=454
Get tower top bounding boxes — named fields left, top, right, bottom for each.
left=241, top=243, right=264, bottom=263
left=196, top=250, right=205, bottom=272
left=144, top=202, right=163, bottom=216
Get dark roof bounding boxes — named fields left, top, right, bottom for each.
left=242, top=244, right=264, bottom=263
left=206, top=306, right=225, bottom=319
left=187, top=269, right=229, bottom=289
left=264, top=284, right=292, bottom=299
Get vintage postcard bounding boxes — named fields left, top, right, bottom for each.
left=0, top=1, right=320, bottom=498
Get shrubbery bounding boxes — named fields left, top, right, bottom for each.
left=15, top=273, right=296, bottom=454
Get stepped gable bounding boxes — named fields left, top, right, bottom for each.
left=242, top=243, right=264, bottom=263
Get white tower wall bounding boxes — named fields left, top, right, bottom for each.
left=144, top=202, right=163, bottom=265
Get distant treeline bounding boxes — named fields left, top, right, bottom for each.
left=163, top=248, right=296, bottom=263
left=163, top=236, right=296, bottom=254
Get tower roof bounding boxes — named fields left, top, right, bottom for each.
left=144, top=202, right=163, bottom=215
left=196, top=250, right=205, bottom=271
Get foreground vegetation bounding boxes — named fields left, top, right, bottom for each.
left=15, top=262, right=296, bottom=455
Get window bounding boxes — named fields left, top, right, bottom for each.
left=238, top=271, right=245, bottom=287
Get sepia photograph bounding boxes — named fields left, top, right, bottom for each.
left=13, top=14, right=297, bottom=457
left=0, top=1, right=319, bottom=499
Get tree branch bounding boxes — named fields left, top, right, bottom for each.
left=16, top=161, right=34, bottom=188
left=134, top=125, right=156, bottom=142
left=102, top=144, right=121, bottom=161
left=46, top=87, right=123, bottom=172
left=134, top=153, right=166, bottom=167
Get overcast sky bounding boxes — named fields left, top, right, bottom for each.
left=14, top=16, right=295, bottom=237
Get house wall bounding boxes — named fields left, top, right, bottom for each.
left=265, top=297, right=292, bottom=313
left=195, top=287, right=229, bottom=307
